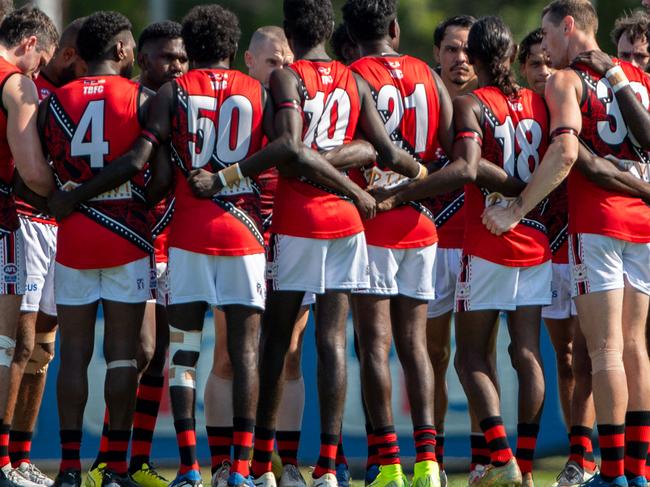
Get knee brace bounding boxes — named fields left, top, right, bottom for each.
left=0, top=335, right=15, bottom=367
left=590, top=347, right=624, bottom=374
left=24, top=331, right=56, bottom=375
left=169, top=326, right=202, bottom=389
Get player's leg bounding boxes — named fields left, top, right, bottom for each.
left=507, top=306, right=545, bottom=486
left=276, top=305, right=309, bottom=487
left=544, top=317, right=575, bottom=428
left=205, top=310, right=233, bottom=487
left=426, top=312, right=450, bottom=466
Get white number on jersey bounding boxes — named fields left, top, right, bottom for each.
left=494, top=116, right=543, bottom=182
left=187, top=94, right=254, bottom=168
left=70, top=100, right=109, bottom=168
left=376, top=83, right=429, bottom=153
left=303, top=88, right=351, bottom=151
left=597, top=79, right=650, bottom=147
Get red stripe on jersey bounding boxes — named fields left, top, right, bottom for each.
left=570, top=60, right=650, bottom=242
left=270, top=60, right=364, bottom=239
left=349, top=55, right=439, bottom=248
left=464, top=87, right=550, bottom=267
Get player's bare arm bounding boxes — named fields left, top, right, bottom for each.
left=482, top=69, right=581, bottom=235
left=433, top=69, right=454, bottom=156
left=354, top=73, right=421, bottom=178
left=573, top=50, right=650, bottom=149
left=146, top=141, right=174, bottom=206
left=4, top=74, right=54, bottom=197
left=323, top=140, right=376, bottom=170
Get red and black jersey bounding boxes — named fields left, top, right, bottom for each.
left=44, top=75, right=151, bottom=269
left=169, top=68, right=266, bottom=256
left=465, top=86, right=551, bottom=266
left=15, top=73, right=57, bottom=226
left=349, top=54, right=439, bottom=248
left=271, top=59, right=364, bottom=239
left=0, top=58, right=22, bottom=235
left=545, top=181, right=569, bottom=264
left=428, top=148, right=465, bottom=249
left=151, top=193, right=174, bottom=264
left=571, top=59, right=650, bottom=242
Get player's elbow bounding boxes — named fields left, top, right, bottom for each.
left=458, top=158, right=478, bottom=184
left=18, top=166, right=53, bottom=197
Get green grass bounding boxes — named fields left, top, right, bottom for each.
left=49, top=456, right=567, bottom=487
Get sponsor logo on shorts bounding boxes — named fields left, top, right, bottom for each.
left=150, top=268, right=157, bottom=290
left=3, top=264, right=18, bottom=284
left=572, top=263, right=587, bottom=282
left=455, top=281, right=470, bottom=298
left=26, top=283, right=39, bottom=292
left=137, top=278, right=145, bottom=290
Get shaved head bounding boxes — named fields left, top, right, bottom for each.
left=248, top=25, right=287, bottom=53
left=245, top=25, right=293, bottom=88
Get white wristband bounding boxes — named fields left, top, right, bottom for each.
left=236, top=163, right=244, bottom=180
left=218, top=170, right=227, bottom=187
left=605, top=65, right=623, bottom=79
left=612, top=78, right=630, bottom=93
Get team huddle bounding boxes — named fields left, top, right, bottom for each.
left=0, top=1, right=648, bottom=487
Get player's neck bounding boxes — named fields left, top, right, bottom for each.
left=39, top=65, right=59, bottom=87
left=358, top=39, right=397, bottom=57
left=444, top=76, right=477, bottom=98
left=567, top=34, right=599, bottom=64
left=192, top=59, right=230, bottom=70
left=0, top=46, right=19, bottom=68
left=85, top=61, right=123, bottom=77
left=293, top=43, right=330, bottom=62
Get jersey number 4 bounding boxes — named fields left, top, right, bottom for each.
left=70, top=100, right=109, bottom=168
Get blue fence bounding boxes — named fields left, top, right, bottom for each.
left=30, top=310, right=568, bottom=464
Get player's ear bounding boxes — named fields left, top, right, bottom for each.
left=22, top=35, right=38, bottom=53
left=389, top=18, right=399, bottom=40
left=115, top=40, right=126, bottom=61
left=564, top=15, right=575, bottom=35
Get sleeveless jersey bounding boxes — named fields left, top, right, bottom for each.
left=45, top=75, right=151, bottom=269
left=429, top=148, right=465, bottom=249
left=15, top=73, right=57, bottom=226
left=169, top=68, right=265, bottom=256
left=0, top=58, right=22, bottom=235
left=571, top=60, right=650, bottom=241
left=465, top=86, right=551, bottom=266
left=271, top=59, right=364, bottom=239
left=349, top=54, right=439, bottom=248
left=545, top=181, right=569, bottom=264
left=151, top=192, right=174, bottom=264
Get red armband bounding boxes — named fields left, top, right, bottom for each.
left=141, top=129, right=161, bottom=147
left=550, top=127, right=579, bottom=140
left=454, top=130, right=483, bottom=147
left=275, top=99, right=303, bottom=113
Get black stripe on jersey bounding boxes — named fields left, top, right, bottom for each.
left=434, top=192, right=465, bottom=228
left=48, top=95, right=75, bottom=140
left=152, top=197, right=175, bottom=238
left=408, top=201, right=436, bottom=224
left=550, top=223, right=568, bottom=255
left=212, top=198, right=264, bottom=246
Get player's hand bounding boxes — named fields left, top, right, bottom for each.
left=571, top=50, right=615, bottom=76
left=368, top=185, right=398, bottom=203
left=352, top=189, right=377, bottom=220
left=377, top=194, right=400, bottom=213
left=47, top=190, right=76, bottom=221
left=482, top=205, right=521, bottom=235
left=187, top=168, right=223, bottom=198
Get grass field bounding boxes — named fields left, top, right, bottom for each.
left=45, top=456, right=568, bottom=487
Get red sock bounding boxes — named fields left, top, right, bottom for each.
left=276, top=431, right=300, bottom=467
left=9, top=431, right=32, bottom=467
left=598, top=424, right=625, bottom=482
left=130, top=374, right=164, bottom=471
left=106, top=430, right=130, bottom=475
left=251, top=427, right=274, bottom=477
left=435, top=435, right=445, bottom=470
left=231, top=418, right=254, bottom=477
left=480, top=416, right=513, bottom=467
left=625, top=411, right=650, bottom=480
left=92, top=409, right=110, bottom=469
left=313, top=434, right=338, bottom=478
left=414, top=425, right=437, bottom=463
left=206, top=426, right=232, bottom=473
left=174, top=418, right=199, bottom=474
left=375, top=426, right=400, bottom=466
left=645, top=441, right=650, bottom=481
left=0, top=424, right=9, bottom=467
left=569, top=426, right=596, bottom=471
left=515, top=423, right=539, bottom=475
left=59, top=430, right=82, bottom=473
left=470, top=433, right=490, bottom=470
left=366, top=425, right=380, bottom=468
left=336, top=434, right=347, bottom=467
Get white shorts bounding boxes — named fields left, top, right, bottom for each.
left=267, top=233, right=369, bottom=294
left=354, top=244, right=436, bottom=300
left=428, top=247, right=462, bottom=318
left=0, top=231, right=26, bottom=295
left=55, top=256, right=151, bottom=306
left=168, top=247, right=266, bottom=309
left=569, top=233, right=650, bottom=297
left=19, top=217, right=56, bottom=315
left=301, top=292, right=316, bottom=307
left=542, top=263, right=577, bottom=320
left=147, top=262, right=169, bottom=306
left=454, top=255, right=552, bottom=312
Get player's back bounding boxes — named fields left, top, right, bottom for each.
left=169, top=68, right=266, bottom=256
left=349, top=54, right=440, bottom=248
left=572, top=59, right=650, bottom=241
left=466, top=86, right=551, bottom=266
left=271, top=59, right=364, bottom=240
left=0, top=58, right=23, bottom=235
left=45, top=75, right=150, bottom=269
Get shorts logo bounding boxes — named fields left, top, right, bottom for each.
left=3, top=264, right=17, bottom=284
left=137, top=278, right=145, bottom=290
left=572, top=263, right=587, bottom=282
left=26, top=283, right=38, bottom=292
left=150, top=269, right=157, bottom=290
left=455, top=282, right=470, bottom=298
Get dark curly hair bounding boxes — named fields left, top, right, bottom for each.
left=77, top=11, right=131, bottom=63
left=611, top=10, right=649, bottom=46
left=342, top=0, right=396, bottom=42
left=518, top=28, right=543, bottom=65
left=331, top=23, right=356, bottom=63
left=433, top=15, right=476, bottom=48
left=138, top=20, right=182, bottom=52
left=468, top=16, right=519, bottom=97
left=283, top=0, right=334, bottom=48
left=181, top=5, right=240, bottom=64
left=0, top=6, right=58, bottom=51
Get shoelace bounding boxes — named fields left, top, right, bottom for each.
left=556, top=465, right=581, bottom=484
left=23, top=464, right=51, bottom=484
left=143, top=465, right=168, bottom=482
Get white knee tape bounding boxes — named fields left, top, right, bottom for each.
left=590, top=348, right=624, bottom=374
left=0, top=335, right=15, bottom=367
left=169, top=326, right=202, bottom=389
left=106, top=359, right=138, bottom=370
